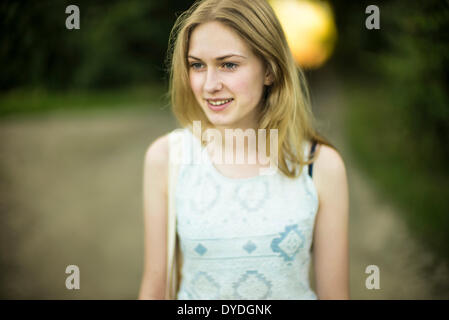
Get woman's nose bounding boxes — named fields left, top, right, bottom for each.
left=203, top=68, right=223, bottom=92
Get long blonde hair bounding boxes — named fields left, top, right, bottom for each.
left=165, top=0, right=334, bottom=178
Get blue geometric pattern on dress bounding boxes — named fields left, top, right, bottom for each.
left=235, top=180, right=269, bottom=212
left=243, top=240, right=257, bottom=254
left=232, top=270, right=272, bottom=299
left=194, top=243, right=207, bottom=256
left=174, top=129, right=319, bottom=299
left=271, top=224, right=305, bottom=261
left=191, top=271, right=220, bottom=299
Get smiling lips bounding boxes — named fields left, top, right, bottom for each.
left=206, top=98, right=234, bottom=111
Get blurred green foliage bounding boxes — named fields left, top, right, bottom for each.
left=0, top=84, right=168, bottom=118
left=0, top=0, right=191, bottom=90
left=332, top=0, right=449, bottom=261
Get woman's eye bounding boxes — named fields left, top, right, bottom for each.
left=189, top=62, right=237, bottom=71
left=222, top=62, right=237, bottom=70
left=190, top=62, right=203, bottom=70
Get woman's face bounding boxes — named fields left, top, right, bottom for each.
left=188, top=21, right=272, bottom=130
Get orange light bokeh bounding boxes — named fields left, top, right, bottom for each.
left=269, top=0, right=337, bottom=69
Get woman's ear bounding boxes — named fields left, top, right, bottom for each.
left=263, top=70, right=274, bottom=86
left=264, top=65, right=274, bottom=86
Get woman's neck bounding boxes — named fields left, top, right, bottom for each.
left=204, top=125, right=265, bottom=166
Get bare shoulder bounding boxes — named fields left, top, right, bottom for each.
left=143, top=133, right=171, bottom=199
left=310, top=144, right=350, bottom=299
left=313, top=144, right=347, bottom=178
left=312, top=144, right=348, bottom=199
left=144, top=133, right=170, bottom=165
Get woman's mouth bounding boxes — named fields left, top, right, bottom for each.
left=206, top=98, right=233, bottom=111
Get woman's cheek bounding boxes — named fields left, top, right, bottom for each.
left=189, top=73, right=202, bottom=95
left=232, top=70, right=262, bottom=102
left=230, top=74, right=250, bottom=98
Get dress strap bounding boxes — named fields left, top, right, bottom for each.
left=308, top=140, right=318, bottom=178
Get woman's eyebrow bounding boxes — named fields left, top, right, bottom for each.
left=187, top=54, right=247, bottom=61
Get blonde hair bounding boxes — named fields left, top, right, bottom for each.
left=165, top=0, right=334, bottom=178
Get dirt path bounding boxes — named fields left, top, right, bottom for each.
left=1, top=84, right=448, bottom=299
left=0, top=107, right=178, bottom=299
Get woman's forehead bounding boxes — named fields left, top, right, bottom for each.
left=188, top=21, right=251, bottom=58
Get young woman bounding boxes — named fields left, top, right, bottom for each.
left=139, top=0, right=349, bottom=300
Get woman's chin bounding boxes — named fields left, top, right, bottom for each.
left=208, top=119, right=233, bottom=128
left=205, top=114, right=234, bottom=128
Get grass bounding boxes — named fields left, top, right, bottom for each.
left=342, top=79, right=449, bottom=264
left=0, top=83, right=170, bottom=119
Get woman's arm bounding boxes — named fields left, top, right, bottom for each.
left=311, top=144, right=350, bottom=299
left=138, top=134, right=170, bottom=300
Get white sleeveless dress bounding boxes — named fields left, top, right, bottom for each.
left=173, top=127, right=319, bottom=300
